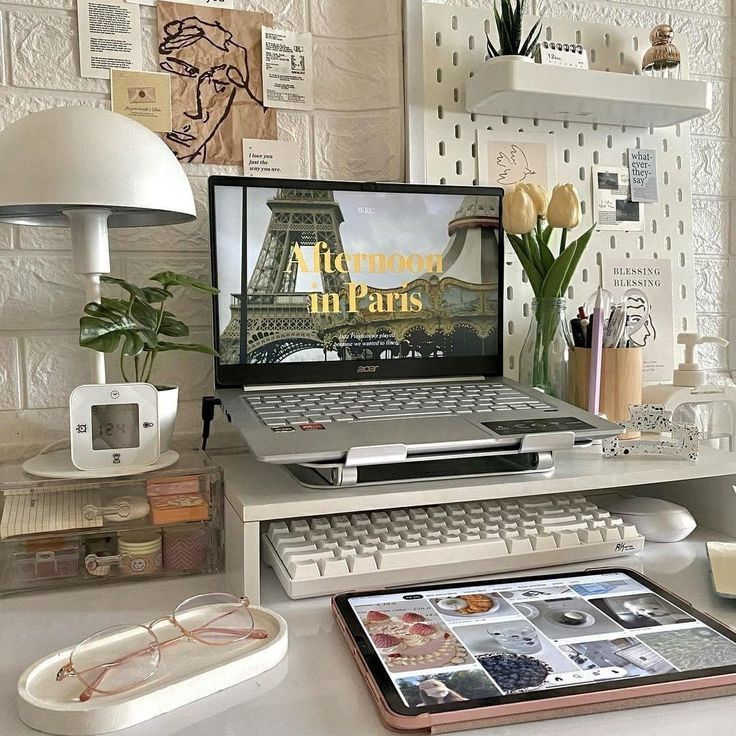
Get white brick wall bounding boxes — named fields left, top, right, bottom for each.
left=0, top=0, right=732, bottom=461
left=0, top=0, right=404, bottom=461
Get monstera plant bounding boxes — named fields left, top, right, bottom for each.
left=79, top=271, right=219, bottom=450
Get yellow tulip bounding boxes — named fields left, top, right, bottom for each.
left=516, top=182, right=549, bottom=217
left=546, top=183, right=581, bottom=229
left=502, top=186, right=536, bottom=235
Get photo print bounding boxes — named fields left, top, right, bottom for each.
left=592, top=166, right=644, bottom=231
left=394, top=669, right=500, bottom=707
left=501, top=584, right=572, bottom=602
left=157, top=1, right=276, bottom=164
left=570, top=578, right=650, bottom=598
left=430, top=592, right=518, bottom=621
left=589, top=593, right=694, bottom=630
left=639, top=628, right=736, bottom=671
left=559, top=637, right=675, bottom=677
left=513, top=597, right=622, bottom=641
left=455, top=620, right=578, bottom=678
left=353, top=599, right=474, bottom=674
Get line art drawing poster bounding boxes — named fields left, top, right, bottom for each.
left=157, top=1, right=276, bottom=164
left=476, top=130, right=557, bottom=193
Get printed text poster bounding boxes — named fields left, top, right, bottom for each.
left=602, top=258, right=674, bottom=381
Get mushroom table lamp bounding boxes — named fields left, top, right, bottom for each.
left=0, top=106, right=196, bottom=384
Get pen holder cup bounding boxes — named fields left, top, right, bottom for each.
left=568, top=347, right=643, bottom=432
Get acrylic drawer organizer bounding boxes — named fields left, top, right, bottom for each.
left=17, top=605, right=287, bottom=736
left=0, top=450, right=224, bottom=596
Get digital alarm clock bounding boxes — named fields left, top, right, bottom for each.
left=70, top=383, right=161, bottom=470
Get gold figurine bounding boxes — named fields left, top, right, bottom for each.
left=642, top=24, right=681, bottom=79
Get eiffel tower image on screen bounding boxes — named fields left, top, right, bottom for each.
left=219, top=191, right=501, bottom=364
left=220, top=188, right=352, bottom=364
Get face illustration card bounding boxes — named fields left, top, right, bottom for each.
left=157, top=1, right=277, bottom=164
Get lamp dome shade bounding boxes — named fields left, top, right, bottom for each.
left=0, top=106, right=196, bottom=227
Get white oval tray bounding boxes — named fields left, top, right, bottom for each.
left=17, top=606, right=287, bottom=736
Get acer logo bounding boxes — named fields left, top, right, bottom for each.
left=357, top=365, right=379, bottom=373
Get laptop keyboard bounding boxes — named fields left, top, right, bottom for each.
left=246, top=383, right=555, bottom=427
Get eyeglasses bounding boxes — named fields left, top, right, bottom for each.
left=56, top=593, right=267, bottom=701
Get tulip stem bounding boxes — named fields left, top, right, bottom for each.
left=559, top=228, right=568, bottom=257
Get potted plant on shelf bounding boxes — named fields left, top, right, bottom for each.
left=503, top=182, right=595, bottom=399
left=78, top=271, right=219, bottom=451
left=485, top=0, right=542, bottom=62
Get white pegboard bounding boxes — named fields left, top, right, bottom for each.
left=404, top=1, right=697, bottom=377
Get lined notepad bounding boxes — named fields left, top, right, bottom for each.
left=1, top=488, right=103, bottom=539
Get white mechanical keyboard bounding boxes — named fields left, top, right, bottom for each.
left=262, top=494, right=645, bottom=599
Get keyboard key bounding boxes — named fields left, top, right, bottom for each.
left=318, top=558, right=350, bottom=576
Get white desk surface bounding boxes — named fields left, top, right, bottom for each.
left=2, top=529, right=736, bottom=736
left=215, top=445, right=736, bottom=522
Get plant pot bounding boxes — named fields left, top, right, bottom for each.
left=484, top=54, right=536, bottom=64
left=157, top=386, right=178, bottom=452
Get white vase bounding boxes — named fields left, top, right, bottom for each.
left=157, top=386, right=179, bottom=452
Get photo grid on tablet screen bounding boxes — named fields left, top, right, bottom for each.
left=348, top=572, right=736, bottom=708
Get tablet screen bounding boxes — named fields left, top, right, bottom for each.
left=342, top=570, right=736, bottom=712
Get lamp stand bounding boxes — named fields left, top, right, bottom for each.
left=63, top=208, right=112, bottom=385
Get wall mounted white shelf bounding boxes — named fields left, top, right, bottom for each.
left=465, top=57, right=712, bottom=128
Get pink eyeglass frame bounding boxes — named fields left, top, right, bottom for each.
left=56, top=593, right=267, bottom=701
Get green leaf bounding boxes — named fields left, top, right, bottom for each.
left=83, top=302, right=120, bottom=321
left=540, top=224, right=554, bottom=247
left=158, top=315, right=190, bottom=337
left=100, top=297, right=130, bottom=314
left=157, top=341, right=219, bottom=356
left=485, top=31, right=500, bottom=58
left=131, top=298, right=159, bottom=330
left=150, top=271, right=219, bottom=295
left=508, top=235, right=543, bottom=297
left=540, top=243, right=579, bottom=298
left=79, top=316, right=126, bottom=353
left=82, top=303, right=135, bottom=328
left=538, top=236, right=555, bottom=272
left=559, top=224, right=596, bottom=294
left=525, top=232, right=544, bottom=276
left=519, top=19, right=542, bottom=57
left=122, top=331, right=145, bottom=357
left=101, top=275, right=148, bottom=302
left=138, top=328, right=159, bottom=349
left=511, top=0, right=522, bottom=51
left=142, top=286, right=171, bottom=303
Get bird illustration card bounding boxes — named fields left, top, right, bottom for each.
left=475, top=131, right=557, bottom=193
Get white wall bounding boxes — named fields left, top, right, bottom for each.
left=0, top=0, right=732, bottom=461
left=0, top=0, right=404, bottom=461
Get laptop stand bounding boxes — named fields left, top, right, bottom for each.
left=284, top=432, right=586, bottom=488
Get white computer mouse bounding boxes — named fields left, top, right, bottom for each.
left=606, top=497, right=696, bottom=543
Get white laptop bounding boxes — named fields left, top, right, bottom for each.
left=209, top=177, right=620, bottom=471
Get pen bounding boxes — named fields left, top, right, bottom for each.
left=588, top=287, right=604, bottom=414
left=570, top=318, right=585, bottom=348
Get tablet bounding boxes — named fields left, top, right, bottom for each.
left=332, top=569, right=736, bottom=731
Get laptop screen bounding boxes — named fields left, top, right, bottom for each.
left=209, top=178, right=504, bottom=387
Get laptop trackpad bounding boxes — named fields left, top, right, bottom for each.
left=481, top=417, right=596, bottom=435
left=340, top=416, right=491, bottom=446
